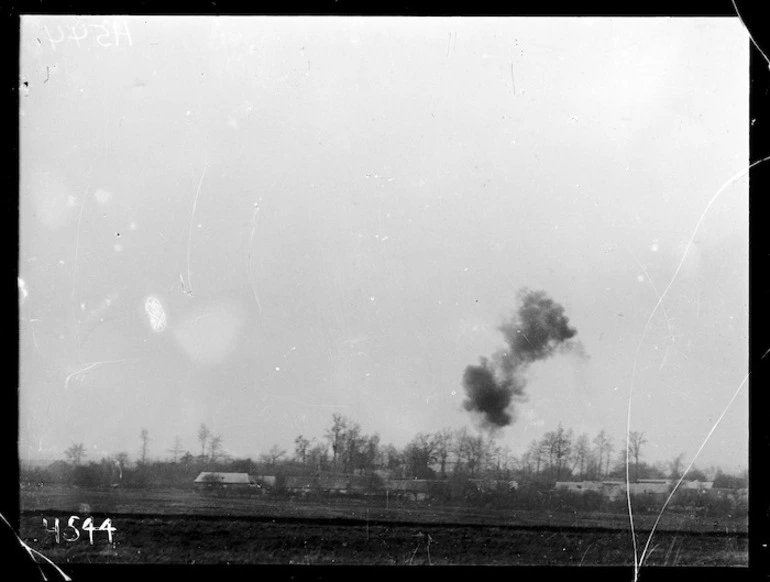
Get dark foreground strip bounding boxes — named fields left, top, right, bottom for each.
left=20, top=509, right=747, bottom=539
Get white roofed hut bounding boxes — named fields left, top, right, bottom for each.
left=194, top=472, right=257, bottom=494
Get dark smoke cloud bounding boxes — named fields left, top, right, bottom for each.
left=462, top=289, right=580, bottom=430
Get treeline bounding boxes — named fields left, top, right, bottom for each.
left=285, top=416, right=745, bottom=488
left=22, top=415, right=746, bottom=491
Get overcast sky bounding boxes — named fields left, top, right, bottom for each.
left=19, top=16, right=749, bottom=473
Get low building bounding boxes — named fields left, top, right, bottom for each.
left=681, top=480, right=714, bottom=491
left=283, top=473, right=373, bottom=495
left=284, top=475, right=316, bottom=494
left=194, top=472, right=256, bottom=490
left=253, top=475, right=276, bottom=490
left=557, top=480, right=673, bottom=499
left=469, top=479, right=519, bottom=493
left=555, top=481, right=604, bottom=494
left=318, top=474, right=349, bottom=493
left=387, top=479, right=430, bottom=501
left=629, top=480, right=671, bottom=496
left=601, top=482, right=627, bottom=501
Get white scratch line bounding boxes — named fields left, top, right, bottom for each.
left=646, top=158, right=765, bottom=335
left=731, top=0, right=770, bottom=68
left=638, top=370, right=751, bottom=573
left=631, top=255, right=675, bottom=371
left=248, top=202, right=263, bottom=314
left=626, top=156, right=769, bottom=581
left=72, top=196, right=87, bottom=352
left=185, top=163, right=208, bottom=297
left=64, top=359, right=138, bottom=390
left=1, top=512, right=72, bottom=581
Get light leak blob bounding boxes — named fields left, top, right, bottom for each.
left=26, top=170, right=76, bottom=229
left=94, top=188, right=113, bottom=205
left=173, top=301, right=243, bottom=365
left=144, top=296, right=167, bottom=332
left=18, top=277, right=28, bottom=303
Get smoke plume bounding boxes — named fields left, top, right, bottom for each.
left=462, top=288, right=579, bottom=430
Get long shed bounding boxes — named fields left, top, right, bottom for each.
left=194, top=472, right=256, bottom=489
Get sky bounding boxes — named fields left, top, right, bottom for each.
left=18, top=16, right=749, bottom=473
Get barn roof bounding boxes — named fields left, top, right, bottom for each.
left=194, top=472, right=254, bottom=484
left=285, top=475, right=316, bottom=489
left=318, top=475, right=349, bottom=490
left=388, top=479, right=430, bottom=492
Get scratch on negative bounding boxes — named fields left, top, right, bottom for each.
left=64, top=359, right=138, bottom=390
left=71, top=197, right=87, bottom=352
left=731, top=0, right=770, bottom=68
left=1, top=512, right=72, bottom=581
left=637, top=370, right=752, bottom=573
left=184, top=163, right=208, bottom=297
left=627, top=156, right=769, bottom=582
left=248, top=203, right=263, bottom=313
left=631, top=256, right=675, bottom=371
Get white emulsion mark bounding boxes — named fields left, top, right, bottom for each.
left=144, top=296, right=167, bottom=332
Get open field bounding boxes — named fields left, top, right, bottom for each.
left=19, top=485, right=747, bottom=566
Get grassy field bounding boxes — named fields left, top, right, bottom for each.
left=19, top=485, right=747, bottom=566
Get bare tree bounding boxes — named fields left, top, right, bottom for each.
left=433, top=428, right=454, bottom=477
left=343, top=420, right=362, bottom=473
left=115, top=452, right=129, bottom=479
left=404, top=432, right=437, bottom=478
left=197, top=423, right=210, bottom=460
left=520, top=447, right=533, bottom=476
left=668, top=453, right=687, bottom=481
left=628, top=431, right=647, bottom=481
left=524, top=439, right=546, bottom=475
left=209, top=434, right=224, bottom=462
left=262, top=444, right=286, bottom=466
left=361, top=433, right=380, bottom=473
left=583, top=451, right=602, bottom=480
left=454, top=428, right=488, bottom=477
left=139, top=429, right=150, bottom=464
left=380, top=443, right=404, bottom=476
left=168, top=436, right=184, bottom=463
left=487, top=441, right=513, bottom=477
left=307, top=440, right=329, bottom=470
left=593, top=430, right=614, bottom=477
left=571, top=433, right=591, bottom=479
left=294, top=435, right=311, bottom=464
left=65, top=443, right=86, bottom=466
left=495, top=445, right=516, bottom=478
left=325, top=414, right=348, bottom=468
left=541, top=424, right=573, bottom=480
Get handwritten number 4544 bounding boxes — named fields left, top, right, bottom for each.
left=43, top=516, right=116, bottom=545
left=44, top=21, right=133, bottom=51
